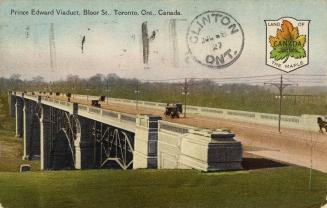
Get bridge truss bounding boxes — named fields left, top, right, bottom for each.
left=48, top=107, right=80, bottom=169
left=92, top=121, right=134, bottom=170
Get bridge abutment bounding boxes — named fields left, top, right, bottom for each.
left=158, top=122, right=243, bottom=171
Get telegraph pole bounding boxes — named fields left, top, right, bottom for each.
left=106, top=79, right=109, bottom=104
left=134, top=80, right=140, bottom=114
left=72, top=78, right=76, bottom=99
left=264, top=75, right=295, bottom=133
left=86, top=82, right=90, bottom=101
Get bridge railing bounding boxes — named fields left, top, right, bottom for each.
left=159, top=120, right=195, bottom=135
left=78, top=104, right=136, bottom=125
left=13, top=92, right=136, bottom=129
left=104, top=96, right=318, bottom=131
left=12, top=91, right=321, bottom=131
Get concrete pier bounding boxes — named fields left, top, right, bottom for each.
left=133, top=115, right=161, bottom=169
left=10, top=92, right=16, bottom=117
left=15, top=97, right=24, bottom=138
left=23, top=99, right=41, bottom=160
left=75, top=116, right=94, bottom=169
left=22, top=100, right=32, bottom=160
left=40, top=105, right=51, bottom=170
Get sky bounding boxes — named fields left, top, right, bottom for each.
left=0, top=0, right=326, bottom=82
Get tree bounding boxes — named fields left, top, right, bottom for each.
left=31, top=76, right=45, bottom=83
left=88, top=74, right=105, bottom=90
left=9, top=73, right=22, bottom=90
left=9, top=73, right=21, bottom=81
left=66, top=74, right=81, bottom=91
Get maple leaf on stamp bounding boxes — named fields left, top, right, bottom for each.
left=269, top=20, right=306, bottom=63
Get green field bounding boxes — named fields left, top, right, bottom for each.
left=0, top=168, right=327, bottom=208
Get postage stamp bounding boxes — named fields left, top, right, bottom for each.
left=187, top=11, right=244, bottom=69
left=265, top=17, right=310, bottom=73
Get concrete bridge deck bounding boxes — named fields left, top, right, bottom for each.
left=36, top=93, right=327, bottom=173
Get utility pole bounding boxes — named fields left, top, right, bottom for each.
left=134, top=80, right=140, bottom=114
left=74, top=78, right=77, bottom=98
left=106, top=79, right=109, bottom=104
left=264, top=75, right=295, bottom=133
left=182, top=78, right=189, bottom=118
left=86, top=82, right=89, bottom=101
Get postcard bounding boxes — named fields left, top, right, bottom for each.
left=0, top=0, right=327, bottom=207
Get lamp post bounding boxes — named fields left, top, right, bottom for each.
left=182, top=78, right=189, bottom=118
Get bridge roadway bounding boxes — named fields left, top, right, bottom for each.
left=50, top=94, right=327, bottom=173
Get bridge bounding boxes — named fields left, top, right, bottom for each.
left=8, top=91, right=243, bottom=171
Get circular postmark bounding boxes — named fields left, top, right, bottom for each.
left=187, top=11, right=244, bottom=69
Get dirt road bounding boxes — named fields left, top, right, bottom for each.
left=49, top=95, right=327, bottom=172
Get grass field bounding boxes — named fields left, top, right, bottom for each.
left=1, top=92, right=327, bottom=208
left=0, top=168, right=327, bottom=208
left=0, top=92, right=39, bottom=172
